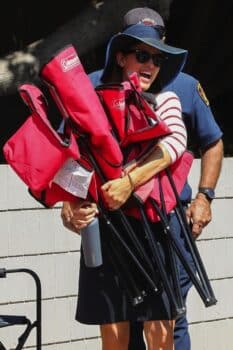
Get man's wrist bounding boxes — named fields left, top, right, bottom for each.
left=197, top=187, right=215, bottom=202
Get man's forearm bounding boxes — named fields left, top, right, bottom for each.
left=199, top=139, right=224, bottom=189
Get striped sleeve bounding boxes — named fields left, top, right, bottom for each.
left=155, top=91, right=187, bottom=162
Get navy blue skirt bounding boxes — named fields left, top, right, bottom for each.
left=76, top=215, right=174, bottom=325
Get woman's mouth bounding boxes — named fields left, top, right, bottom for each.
left=139, top=71, right=152, bottom=82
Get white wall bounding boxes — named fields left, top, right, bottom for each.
left=0, top=158, right=232, bottom=349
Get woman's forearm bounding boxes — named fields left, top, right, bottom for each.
left=125, top=143, right=172, bottom=189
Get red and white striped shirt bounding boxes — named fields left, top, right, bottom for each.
left=154, top=91, right=187, bottom=162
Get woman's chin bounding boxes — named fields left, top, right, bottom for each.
left=140, top=81, right=151, bottom=91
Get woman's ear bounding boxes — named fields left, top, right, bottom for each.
left=116, top=52, right=125, bottom=67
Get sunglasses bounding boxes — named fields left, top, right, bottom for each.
left=126, top=49, right=167, bottom=67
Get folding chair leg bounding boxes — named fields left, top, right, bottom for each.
left=100, top=209, right=159, bottom=293
left=16, top=322, right=34, bottom=350
left=104, top=237, right=145, bottom=305
left=110, top=209, right=161, bottom=284
left=165, top=168, right=217, bottom=307
left=0, top=268, right=42, bottom=350
left=139, top=205, right=186, bottom=319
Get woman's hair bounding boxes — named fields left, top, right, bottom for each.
left=102, top=37, right=138, bottom=84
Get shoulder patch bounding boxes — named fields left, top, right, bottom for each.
left=197, top=82, right=209, bottom=106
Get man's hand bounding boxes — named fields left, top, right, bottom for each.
left=61, top=200, right=98, bottom=234
left=186, top=193, right=212, bottom=238
left=61, top=201, right=77, bottom=233
left=187, top=139, right=223, bottom=238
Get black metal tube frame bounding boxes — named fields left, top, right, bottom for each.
left=164, top=168, right=217, bottom=307
left=0, top=268, right=42, bottom=350
left=78, top=135, right=187, bottom=315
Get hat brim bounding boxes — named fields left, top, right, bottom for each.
left=102, top=24, right=188, bottom=87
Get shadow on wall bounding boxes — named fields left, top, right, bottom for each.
left=211, top=92, right=233, bottom=157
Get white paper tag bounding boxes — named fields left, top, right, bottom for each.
left=53, top=158, right=93, bottom=199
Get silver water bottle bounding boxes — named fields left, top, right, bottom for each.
left=81, top=217, right=103, bottom=267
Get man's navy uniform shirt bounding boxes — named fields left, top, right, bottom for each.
left=88, top=69, right=223, bottom=202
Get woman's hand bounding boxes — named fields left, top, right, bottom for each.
left=101, top=175, right=133, bottom=210
left=61, top=200, right=98, bottom=234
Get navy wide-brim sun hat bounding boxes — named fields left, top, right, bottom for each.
left=102, top=24, right=188, bottom=87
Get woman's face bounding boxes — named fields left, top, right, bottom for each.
left=116, top=42, right=163, bottom=91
